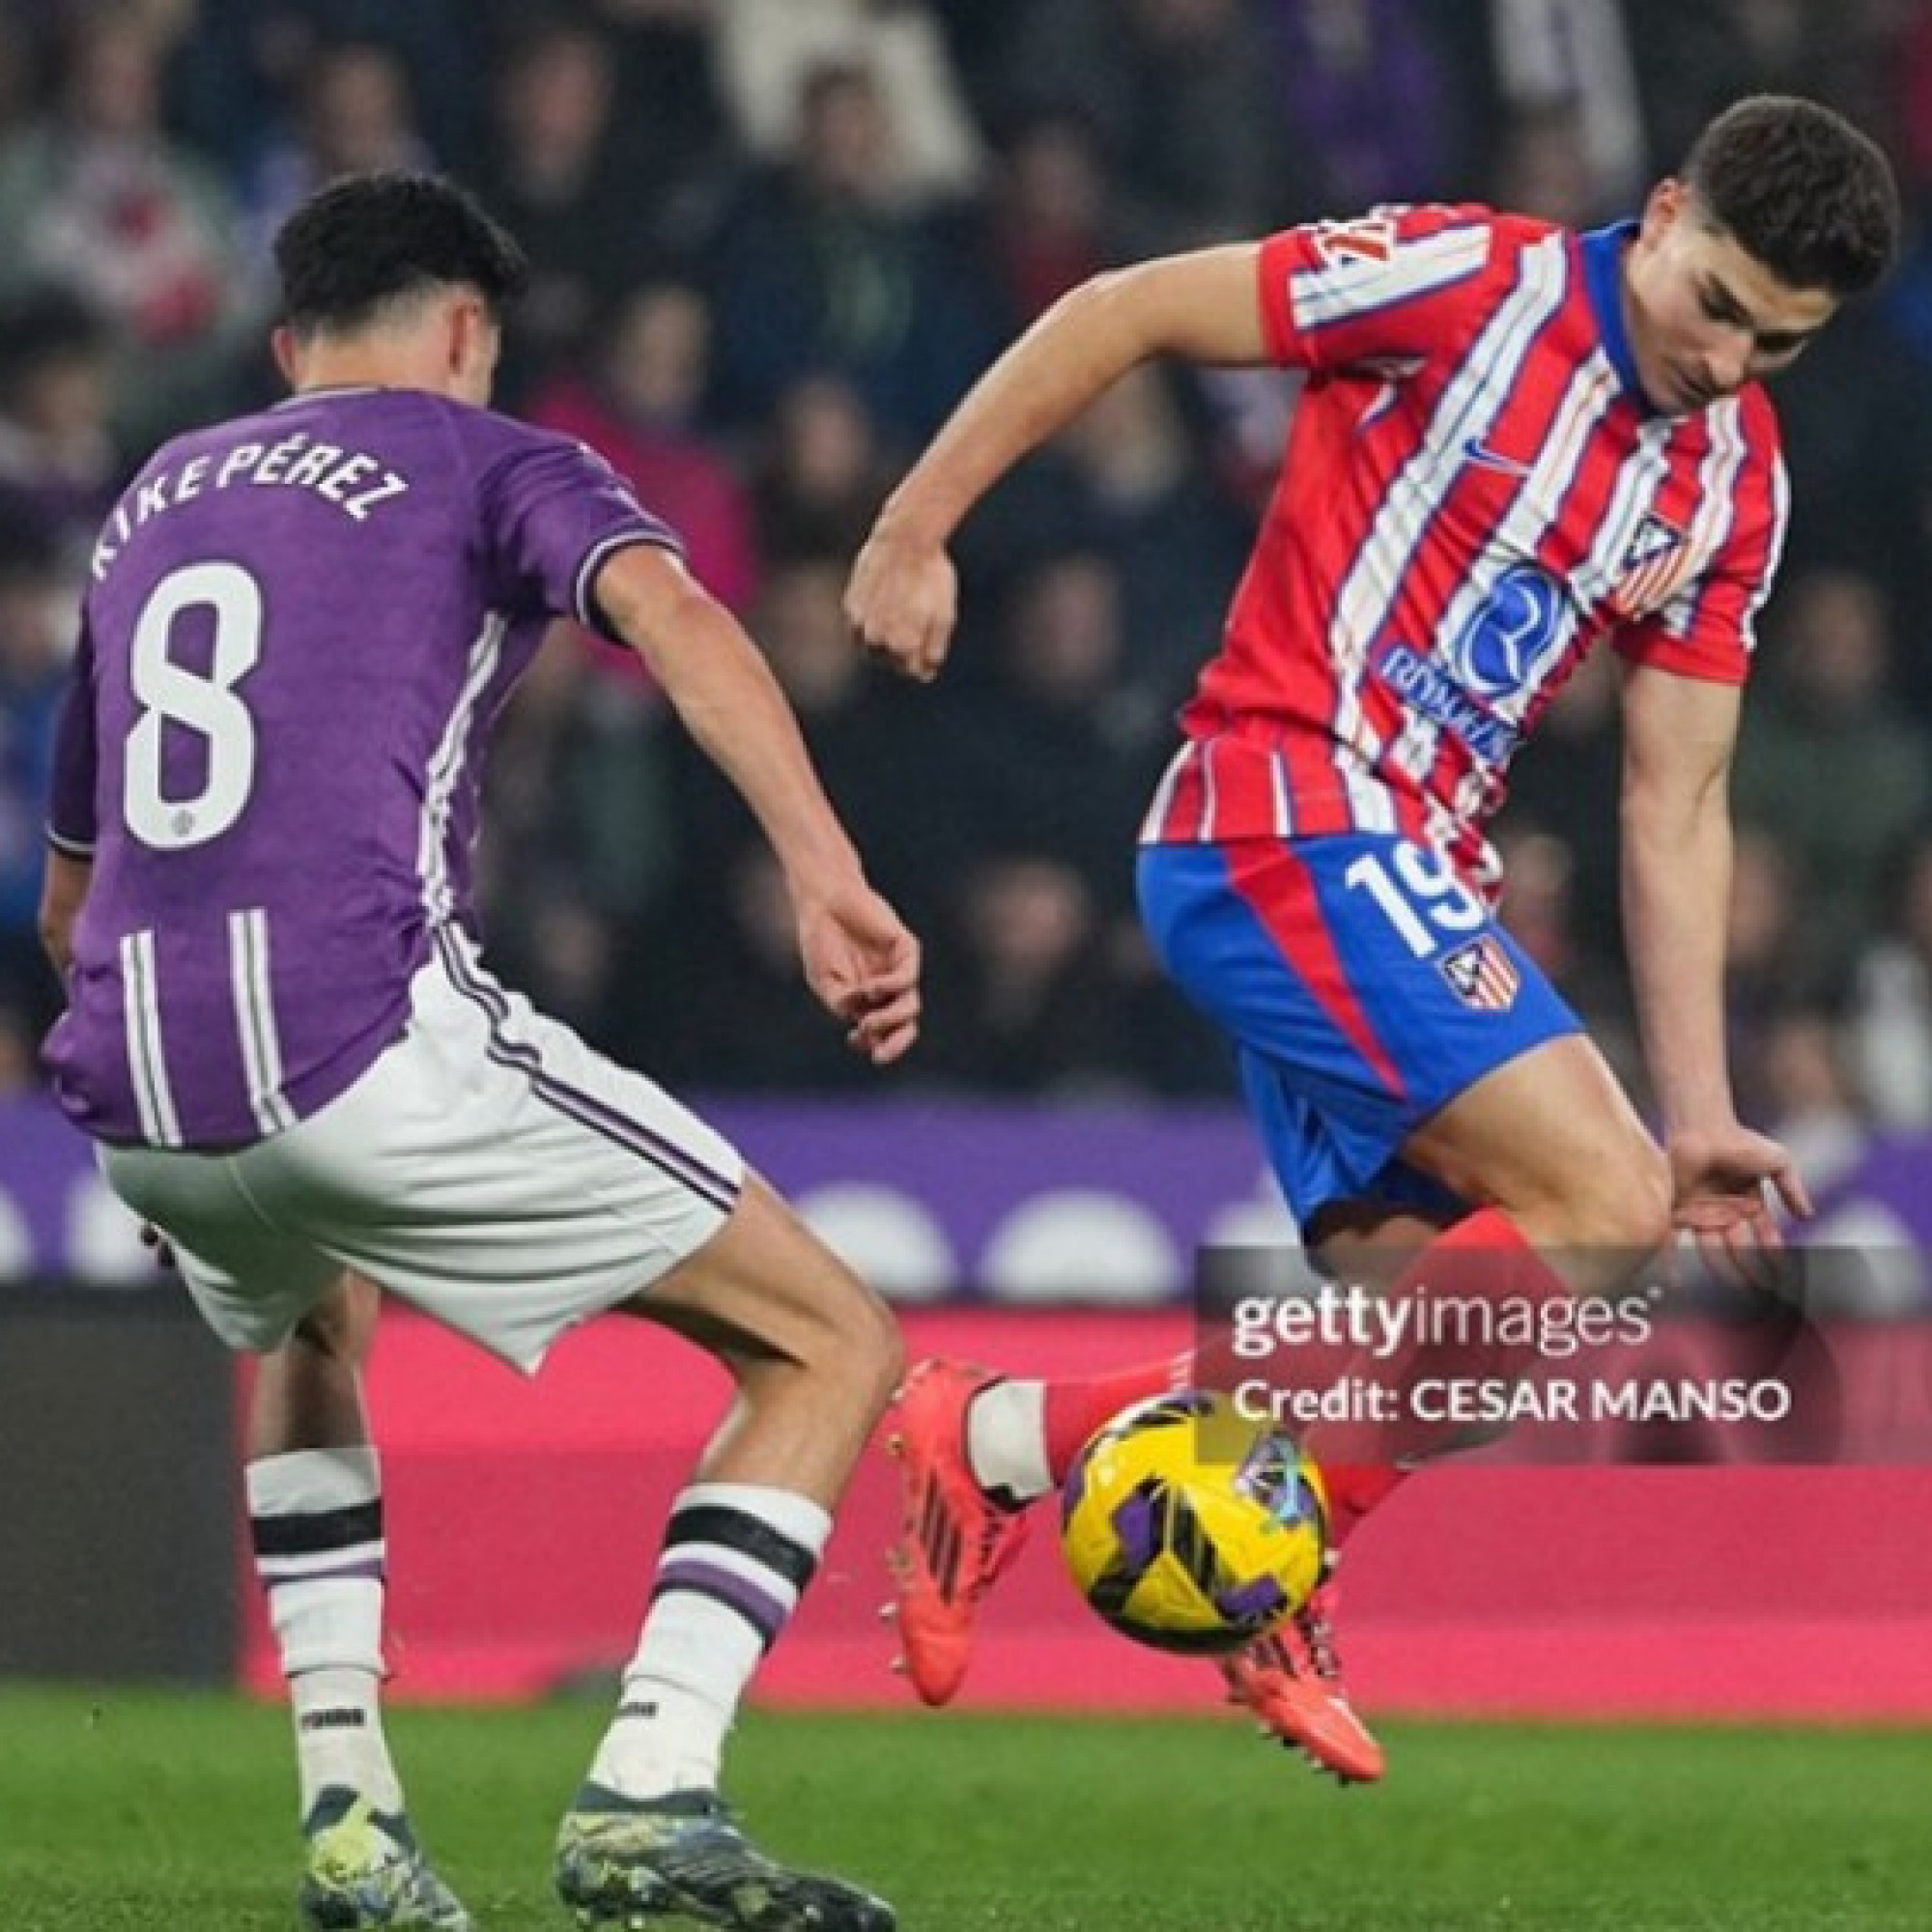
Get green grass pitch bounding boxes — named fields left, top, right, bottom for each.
left=2, top=1687, right=1929, bottom=1929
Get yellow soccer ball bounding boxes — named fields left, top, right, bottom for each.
left=1060, top=1390, right=1328, bottom=1655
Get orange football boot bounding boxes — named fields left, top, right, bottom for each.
left=884, top=1358, right=1032, bottom=1705
left=1219, top=1578, right=1386, bottom=1783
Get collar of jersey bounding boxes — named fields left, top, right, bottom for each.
left=271, top=384, right=385, bottom=410
left=1579, top=219, right=1659, bottom=414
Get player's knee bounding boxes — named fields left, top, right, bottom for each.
left=290, top=1271, right=379, bottom=1365
left=1562, top=1142, right=1672, bottom=1259
left=821, top=1269, right=904, bottom=1418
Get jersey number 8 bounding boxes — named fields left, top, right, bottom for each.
left=123, top=560, right=264, bottom=852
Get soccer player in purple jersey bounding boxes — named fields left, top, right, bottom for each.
left=39, top=174, right=915, bottom=1932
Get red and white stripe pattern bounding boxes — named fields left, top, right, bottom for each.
left=1144, top=206, right=1787, bottom=886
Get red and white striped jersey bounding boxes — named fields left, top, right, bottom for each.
left=1141, top=206, right=1789, bottom=889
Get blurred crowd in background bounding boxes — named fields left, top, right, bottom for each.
left=6, top=0, right=1932, bottom=1154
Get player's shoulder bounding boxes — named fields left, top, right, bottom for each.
left=1341, top=201, right=1556, bottom=256
left=1728, top=381, right=1786, bottom=458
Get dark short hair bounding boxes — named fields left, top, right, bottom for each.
left=1683, top=95, right=1900, bottom=297
left=273, top=172, right=529, bottom=339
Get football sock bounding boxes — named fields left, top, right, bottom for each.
left=1040, top=1352, right=1194, bottom=1486
left=1320, top=1463, right=1411, bottom=1548
left=1031, top=1210, right=1568, bottom=1498
left=590, top=1483, right=830, bottom=1801
left=1305, top=1207, right=1572, bottom=1469
left=963, top=1377, right=1051, bottom=1504
left=247, top=1446, right=402, bottom=1814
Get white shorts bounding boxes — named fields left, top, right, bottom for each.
left=101, top=931, right=746, bottom=1373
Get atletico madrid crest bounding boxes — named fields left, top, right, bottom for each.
left=1439, top=935, right=1520, bottom=1012
left=1607, top=512, right=1691, bottom=617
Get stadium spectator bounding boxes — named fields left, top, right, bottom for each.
left=1722, top=826, right=1833, bottom=1128
left=0, top=289, right=125, bottom=583
left=950, top=551, right=1166, bottom=901
left=921, top=852, right=1128, bottom=1095
left=0, top=526, right=69, bottom=1035
left=704, top=58, right=997, bottom=439
left=1265, top=0, right=1471, bottom=212
left=1846, top=832, right=1932, bottom=1131
left=526, top=281, right=760, bottom=617
left=238, top=40, right=437, bottom=279
left=478, top=626, right=676, bottom=1043
left=750, top=373, right=897, bottom=569
left=975, top=109, right=1119, bottom=330
left=168, top=0, right=483, bottom=182
left=710, top=0, right=984, bottom=213
left=1483, top=0, right=1647, bottom=211
left=1731, top=566, right=1932, bottom=979
left=0, top=6, right=254, bottom=447
left=472, top=16, right=666, bottom=404
left=991, top=0, right=1305, bottom=250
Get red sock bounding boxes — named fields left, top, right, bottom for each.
left=1041, top=1208, right=1568, bottom=1495
left=1320, top=1463, right=1410, bottom=1548
left=1042, top=1351, right=1191, bottom=1483
left=1304, top=1206, right=1571, bottom=1468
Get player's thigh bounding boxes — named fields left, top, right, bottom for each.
left=1402, top=1032, right=1670, bottom=1254
left=616, top=1171, right=900, bottom=1392
left=244, top=936, right=749, bottom=1373
left=98, top=1142, right=340, bottom=1351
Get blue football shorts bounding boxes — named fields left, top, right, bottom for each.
left=1137, top=834, right=1582, bottom=1228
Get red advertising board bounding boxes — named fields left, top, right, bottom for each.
left=240, top=1308, right=1932, bottom=1720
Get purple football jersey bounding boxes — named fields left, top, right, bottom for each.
left=43, top=385, right=678, bottom=1149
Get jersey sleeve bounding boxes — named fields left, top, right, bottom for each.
left=1614, top=445, right=1789, bottom=686
left=1256, top=204, right=1503, bottom=374
left=45, top=612, right=99, bottom=858
left=470, top=419, right=684, bottom=644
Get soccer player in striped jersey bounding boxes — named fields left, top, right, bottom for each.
left=39, top=174, right=914, bottom=1930
left=847, top=97, right=1898, bottom=1781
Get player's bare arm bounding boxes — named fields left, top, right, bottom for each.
left=847, top=243, right=1265, bottom=683
left=37, top=847, right=91, bottom=979
left=1618, top=661, right=1811, bottom=1278
left=594, top=541, right=921, bottom=1064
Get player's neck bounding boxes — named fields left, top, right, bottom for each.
left=287, top=346, right=461, bottom=402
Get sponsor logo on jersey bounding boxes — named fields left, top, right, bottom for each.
left=1374, top=639, right=1520, bottom=764
left=1439, top=935, right=1521, bottom=1012
left=1442, top=563, right=1570, bottom=702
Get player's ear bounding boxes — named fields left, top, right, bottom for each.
left=270, top=325, right=299, bottom=388
left=446, top=294, right=497, bottom=394
left=1641, top=177, right=1686, bottom=242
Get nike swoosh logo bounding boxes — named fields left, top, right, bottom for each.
left=1463, top=437, right=1534, bottom=478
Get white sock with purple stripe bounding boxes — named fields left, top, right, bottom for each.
left=247, top=1446, right=402, bottom=1815
left=588, top=1482, right=831, bottom=1801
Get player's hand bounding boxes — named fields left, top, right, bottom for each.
left=1666, top=1123, right=1812, bottom=1293
left=795, top=880, right=923, bottom=1065
left=844, top=523, right=958, bottom=684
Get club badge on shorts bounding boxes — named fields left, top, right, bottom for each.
left=1439, top=934, right=1520, bottom=1012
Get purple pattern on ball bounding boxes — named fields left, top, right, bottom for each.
left=1110, top=1490, right=1162, bottom=1572
left=1216, top=1576, right=1289, bottom=1622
